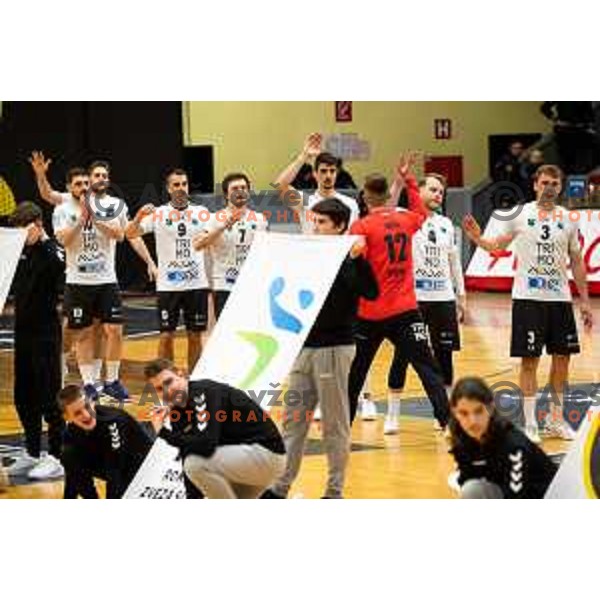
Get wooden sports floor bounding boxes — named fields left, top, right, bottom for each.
left=1, top=293, right=598, bottom=499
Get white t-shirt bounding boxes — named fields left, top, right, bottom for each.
left=300, top=190, right=360, bottom=233
left=205, top=208, right=269, bottom=291
left=139, top=203, right=210, bottom=292
left=413, top=213, right=464, bottom=302
left=52, top=194, right=127, bottom=285
left=497, top=202, right=580, bottom=302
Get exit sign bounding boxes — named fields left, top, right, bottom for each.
left=335, top=101, right=353, bottom=123
left=434, top=119, right=452, bottom=140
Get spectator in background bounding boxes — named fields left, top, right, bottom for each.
left=519, top=148, right=545, bottom=201
left=493, top=140, right=525, bottom=184
left=541, top=101, right=599, bottom=175
left=335, top=158, right=358, bottom=190
left=492, top=141, right=526, bottom=207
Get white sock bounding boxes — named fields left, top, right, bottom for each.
left=93, top=358, right=103, bottom=382
left=105, top=361, right=120, bottom=383
left=387, top=392, right=402, bottom=419
left=79, top=364, right=95, bottom=386
left=523, top=396, right=538, bottom=430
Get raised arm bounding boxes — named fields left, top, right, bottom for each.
left=274, top=133, right=321, bottom=200
left=29, top=151, right=64, bottom=206
left=462, top=214, right=516, bottom=252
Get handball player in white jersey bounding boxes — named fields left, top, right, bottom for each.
left=52, top=161, right=129, bottom=402
left=464, top=164, right=593, bottom=442
left=126, top=169, right=210, bottom=370
left=192, top=172, right=268, bottom=318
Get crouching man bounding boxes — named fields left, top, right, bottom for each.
left=60, top=384, right=153, bottom=498
left=144, top=359, right=286, bottom=499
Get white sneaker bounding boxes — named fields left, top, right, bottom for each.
left=7, top=453, right=39, bottom=476
left=447, top=470, right=461, bottom=493
left=383, top=417, right=400, bottom=435
left=28, top=454, right=64, bottom=480
left=525, top=425, right=542, bottom=445
left=313, top=405, right=322, bottom=422
left=543, top=421, right=577, bottom=442
left=359, top=397, right=378, bottom=421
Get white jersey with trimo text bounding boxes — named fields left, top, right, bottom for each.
left=497, top=201, right=580, bottom=302
left=139, top=203, right=210, bottom=292
left=413, top=213, right=464, bottom=302
left=52, top=194, right=127, bottom=286
left=204, top=209, right=269, bottom=291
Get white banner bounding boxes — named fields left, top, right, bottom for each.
left=121, top=437, right=187, bottom=499
left=545, top=406, right=600, bottom=499
left=466, top=209, right=600, bottom=292
left=0, top=228, right=27, bottom=314
left=125, top=232, right=354, bottom=499
left=191, top=232, right=355, bottom=404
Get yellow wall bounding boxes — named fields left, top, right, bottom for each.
left=184, top=101, right=550, bottom=189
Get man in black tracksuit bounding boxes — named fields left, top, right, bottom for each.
left=59, top=384, right=153, bottom=498
left=10, top=202, right=66, bottom=479
left=145, top=360, right=286, bottom=499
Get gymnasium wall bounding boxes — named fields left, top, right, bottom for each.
left=184, top=101, right=551, bottom=189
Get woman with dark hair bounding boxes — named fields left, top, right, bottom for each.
left=449, top=377, right=557, bottom=499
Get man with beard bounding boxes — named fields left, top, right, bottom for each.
left=464, top=164, right=593, bottom=442
left=126, top=169, right=210, bottom=370
left=52, top=161, right=129, bottom=402
left=274, top=133, right=360, bottom=233
left=192, top=172, right=268, bottom=319
left=30, top=152, right=157, bottom=391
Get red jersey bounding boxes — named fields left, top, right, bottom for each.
left=350, top=176, right=427, bottom=321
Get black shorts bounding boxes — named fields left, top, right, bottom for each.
left=418, top=301, right=461, bottom=352
left=158, top=290, right=209, bottom=332
left=511, top=300, right=580, bottom=357
left=214, top=290, right=230, bottom=320
left=355, top=310, right=437, bottom=367
left=64, top=284, right=123, bottom=329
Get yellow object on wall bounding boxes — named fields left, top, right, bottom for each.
left=184, top=101, right=550, bottom=190
left=0, top=176, right=16, bottom=217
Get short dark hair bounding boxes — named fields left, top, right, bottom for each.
left=311, top=198, right=351, bottom=232
left=58, top=384, right=84, bottom=412
left=363, top=173, right=390, bottom=206
left=144, top=358, right=176, bottom=380
left=67, top=167, right=88, bottom=184
left=88, top=160, right=110, bottom=175
left=221, top=172, right=250, bottom=197
left=314, top=152, right=338, bottom=171
left=10, top=201, right=43, bottom=227
left=165, top=168, right=188, bottom=184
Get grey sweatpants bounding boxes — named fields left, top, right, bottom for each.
left=184, top=444, right=286, bottom=499
left=272, top=345, right=355, bottom=499
left=461, top=479, right=504, bottom=499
